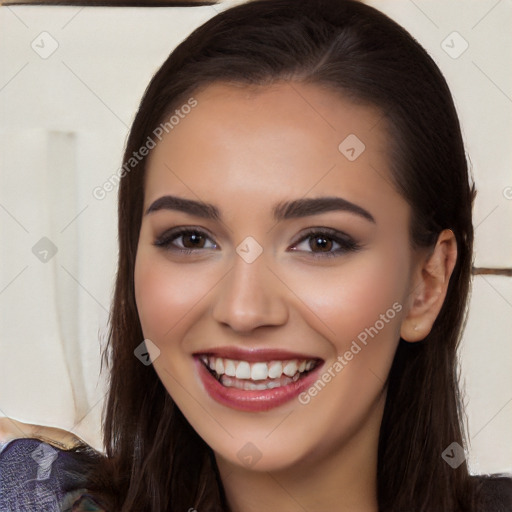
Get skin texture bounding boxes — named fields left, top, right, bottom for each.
left=134, top=81, right=457, bottom=512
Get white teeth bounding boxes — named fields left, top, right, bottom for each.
left=251, top=362, right=268, bottom=381
left=225, top=359, right=236, bottom=377
left=268, top=361, right=283, bottom=379
left=215, top=358, right=224, bottom=375
left=235, top=361, right=251, bottom=379
left=282, top=361, right=298, bottom=377
left=201, top=355, right=318, bottom=385
left=220, top=371, right=303, bottom=390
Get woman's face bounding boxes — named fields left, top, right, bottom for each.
left=134, top=81, right=418, bottom=473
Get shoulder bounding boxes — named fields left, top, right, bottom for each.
left=472, top=474, right=512, bottom=512
left=0, top=418, right=106, bottom=511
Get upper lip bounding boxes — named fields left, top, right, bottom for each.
left=193, top=346, right=322, bottom=362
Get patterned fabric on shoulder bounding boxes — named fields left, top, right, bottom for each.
left=0, top=437, right=106, bottom=511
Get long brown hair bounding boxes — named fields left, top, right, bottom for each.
left=83, top=0, right=480, bottom=509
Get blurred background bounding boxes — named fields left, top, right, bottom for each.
left=0, top=0, right=511, bottom=474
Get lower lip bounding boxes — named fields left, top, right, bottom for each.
left=194, top=357, right=323, bottom=412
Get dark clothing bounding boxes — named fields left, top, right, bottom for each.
left=1, top=437, right=511, bottom=511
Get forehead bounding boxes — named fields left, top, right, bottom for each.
left=143, top=81, right=400, bottom=217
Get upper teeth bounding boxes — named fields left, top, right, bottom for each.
left=200, top=356, right=315, bottom=380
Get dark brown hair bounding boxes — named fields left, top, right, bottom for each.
left=82, top=0, right=483, bottom=510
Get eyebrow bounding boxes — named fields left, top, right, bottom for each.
left=145, top=195, right=375, bottom=223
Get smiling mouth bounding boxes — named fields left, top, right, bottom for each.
left=198, top=355, right=321, bottom=391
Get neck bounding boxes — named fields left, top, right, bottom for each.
left=216, top=391, right=385, bottom=512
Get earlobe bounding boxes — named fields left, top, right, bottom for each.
left=400, top=229, right=458, bottom=342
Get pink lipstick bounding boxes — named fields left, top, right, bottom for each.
left=194, top=348, right=323, bottom=412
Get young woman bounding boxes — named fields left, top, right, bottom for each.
left=1, top=0, right=511, bottom=510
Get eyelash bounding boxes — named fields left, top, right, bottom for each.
left=153, top=226, right=361, bottom=259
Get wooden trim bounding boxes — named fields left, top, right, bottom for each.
left=1, top=0, right=216, bottom=5
left=472, top=267, right=512, bottom=277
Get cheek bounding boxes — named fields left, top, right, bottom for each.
left=276, top=253, right=409, bottom=455
left=280, top=250, right=408, bottom=351
left=134, top=247, right=210, bottom=343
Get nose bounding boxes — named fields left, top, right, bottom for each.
left=211, top=250, right=288, bottom=333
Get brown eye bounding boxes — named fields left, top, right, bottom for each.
left=181, top=232, right=207, bottom=249
left=154, top=228, right=217, bottom=253
left=291, top=228, right=361, bottom=259
left=308, top=235, right=334, bottom=252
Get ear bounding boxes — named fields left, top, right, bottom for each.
left=400, top=229, right=458, bottom=342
